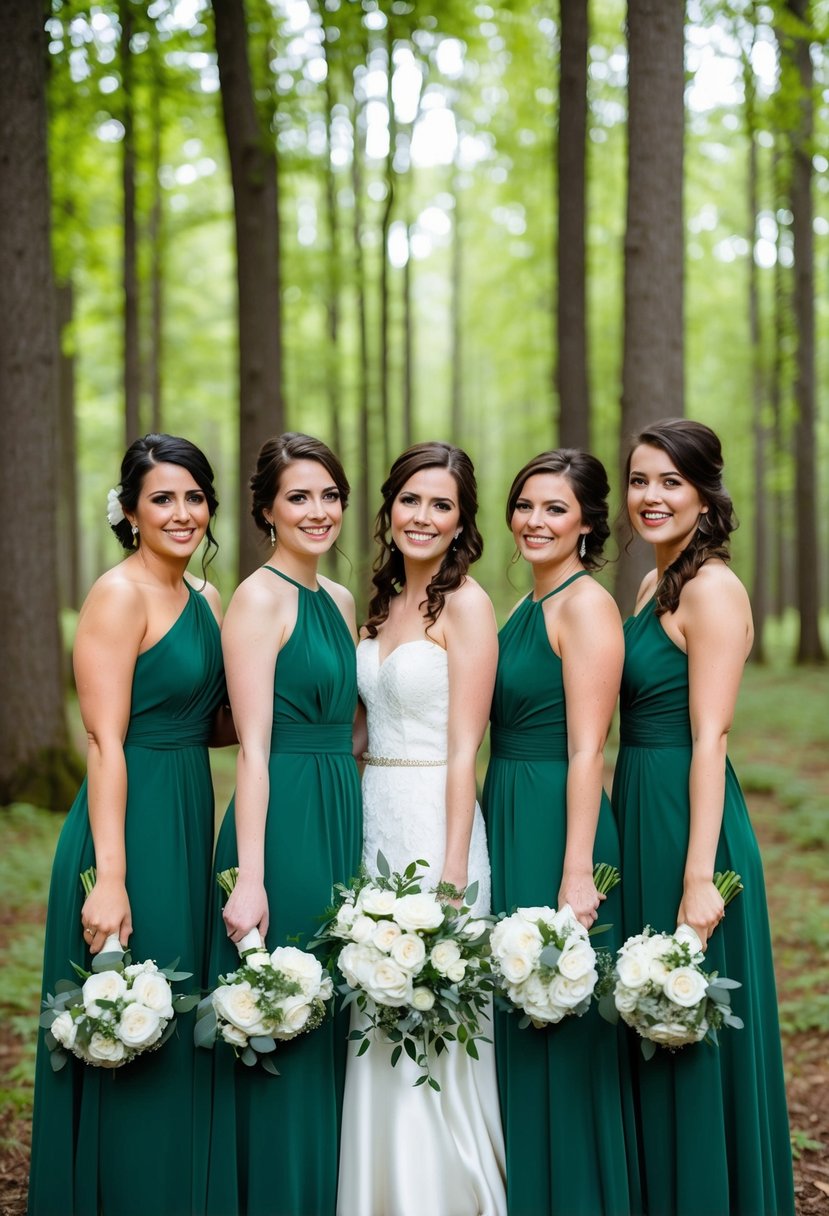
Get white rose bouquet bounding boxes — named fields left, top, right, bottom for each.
left=598, top=870, right=744, bottom=1057
left=39, top=869, right=198, bottom=1071
left=194, top=868, right=333, bottom=1076
left=491, top=862, right=619, bottom=1028
left=309, top=853, right=495, bottom=1090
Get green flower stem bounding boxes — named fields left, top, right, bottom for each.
left=79, top=867, right=97, bottom=898
left=713, top=870, right=743, bottom=907
left=217, top=867, right=239, bottom=900
left=593, top=862, right=621, bottom=897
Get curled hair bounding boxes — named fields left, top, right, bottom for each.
left=249, top=432, right=350, bottom=538
left=505, top=448, right=611, bottom=570
left=625, top=418, right=737, bottom=615
left=111, top=433, right=219, bottom=577
left=364, top=442, right=483, bottom=637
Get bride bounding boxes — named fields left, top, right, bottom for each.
left=337, top=442, right=506, bottom=1216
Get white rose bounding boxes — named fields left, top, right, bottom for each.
left=390, top=933, right=427, bottom=972
left=619, top=932, right=649, bottom=954
left=429, top=940, right=462, bottom=975
left=129, top=971, right=174, bottom=1019
left=244, top=951, right=272, bottom=973
left=548, top=970, right=596, bottom=1009
left=662, top=966, right=709, bottom=1009
left=350, top=915, right=377, bottom=944
left=220, top=1023, right=248, bottom=1047
left=461, top=919, right=488, bottom=940
left=446, top=960, right=466, bottom=983
left=648, top=957, right=669, bottom=985
left=393, top=894, right=445, bottom=933
left=332, top=903, right=357, bottom=938
left=519, top=974, right=559, bottom=1023
left=318, top=974, right=334, bottom=1001
left=339, top=943, right=382, bottom=990
left=497, top=950, right=535, bottom=985
left=358, top=888, right=399, bottom=917
left=50, top=1010, right=77, bottom=1050
left=491, top=919, right=542, bottom=965
left=274, top=994, right=313, bottom=1038
left=516, top=906, right=550, bottom=926
left=86, top=1032, right=126, bottom=1065
left=270, top=947, right=324, bottom=996
left=613, top=984, right=640, bottom=1015
left=82, top=970, right=127, bottom=1013
left=648, top=1020, right=698, bottom=1047
left=117, top=1002, right=163, bottom=1048
left=645, top=934, right=671, bottom=960
left=212, top=982, right=266, bottom=1033
left=674, top=923, right=704, bottom=956
left=372, top=921, right=403, bottom=953
left=124, top=963, right=145, bottom=979
left=615, top=946, right=651, bottom=990
left=557, top=940, right=596, bottom=981
left=365, top=959, right=413, bottom=1007
left=411, top=986, right=435, bottom=1011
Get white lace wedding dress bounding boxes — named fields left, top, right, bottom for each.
left=337, top=638, right=506, bottom=1216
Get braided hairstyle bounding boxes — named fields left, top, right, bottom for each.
left=364, top=441, right=483, bottom=638
left=626, top=418, right=737, bottom=616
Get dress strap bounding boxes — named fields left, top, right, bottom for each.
left=536, top=570, right=590, bottom=604
left=263, top=565, right=317, bottom=592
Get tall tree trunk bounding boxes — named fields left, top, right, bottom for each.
left=744, top=27, right=768, bottom=662
left=450, top=184, right=462, bottom=443
left=0, top=0, right=81, bottom=810
left=615, top=0, right=686, bottom=615
left=56, top=279, right=81, bottom=612
left=320, top=38, right=342, bottom=578
left=556, top=0, right=590, bottom=448
left=402, top=216, right=414, bottom=449
left=379, top=20, right=396, bottom=469
left=770, top=148, right=788, bottom=618
left=213, top=0, right=285, bottom=581
left=149, top=49, right=163, bottom=434
left=351, top=96, right=372, bottom=583
left=786, top=0, right=824, bottom=662
left=121, top=0, right=140, bottom=445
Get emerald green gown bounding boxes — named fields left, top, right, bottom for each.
left=28, top=584, right=226, bottom=1216
left=205, top=568, right=362, bottom=1216
left=612, top=598, right=794, bottom=1216
left=482, top=572, right=641, bottom=1216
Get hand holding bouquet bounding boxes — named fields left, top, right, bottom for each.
left=310, top=853, right=495, bottom=1090
left=39, top=869, right=197, bottom=1071
left=599, top=870, right=744, bottom=1057
left=195, top=868, right=333, bottom=1076
left=491, top=863, right=619, bottom=1028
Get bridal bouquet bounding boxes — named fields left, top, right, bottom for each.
left=491, top=863, right=620, bottom=1028
left=599, top=870, right=744, bottom=1057
left=39, top=868, right=198, bottom=1071
left=310, top=853, right=495, bottom=1090
left=194, top=868, right=333, bottom=1076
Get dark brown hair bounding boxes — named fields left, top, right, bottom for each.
left=249, top=432, right=350, bottom=538
left=364, top=441, right=483, bottom=637
left=625, top=418, right=736, bottom=615
left=505, top=448, right=611, bottom=570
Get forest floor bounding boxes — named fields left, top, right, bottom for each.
left=0, top=663, right=826, bottom=1216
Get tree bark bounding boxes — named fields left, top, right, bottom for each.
left=379, top=19, right=396, bottom=470
left=556, top=0, right=590, bottom=449
left=351, top=96, right=372, bottom=583
left=786, top=0, right=824, bottom=662
left=450, top=183, right=462, bottom=443
left=57, top=279, right=81, bottom=613
left=120, top=0, right=141, bottom=446
left=149, top=46, right=163, bottom=434
left=0, top=0, right=82, bottom=809
left=615, top=0, right=686, bottom=615
left=213, top=0, right=285, bottom=581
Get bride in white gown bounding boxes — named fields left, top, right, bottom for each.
left=337, top=442, right=506, bottom=1216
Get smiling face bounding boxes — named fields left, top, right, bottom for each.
left=390, top=467, right=461, bottom=565
left=265, top=458, right=343, bottom=556
left=627, top=443, right=708, bottom=558
left=510, top=472, right=589, bottom=568
left=127, top=462, right=210, bottom=558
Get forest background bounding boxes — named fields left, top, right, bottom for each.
left=0, top=0, right=827, bottom=1211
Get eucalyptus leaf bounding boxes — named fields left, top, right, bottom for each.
left=173, top=994, right=201, bottom=1013
left=241, top=1046, right=257, bottom=1067
left=376, top=851, right=391, bottom=878
left=539, top=944, right=562, bottom=968
left=641, top=1039, right=657, bottom=1061
left=464, top=881, right=479, bottom=907
left=194, top=1009, right=218, bottom=1048
left=249, top=1035, right=276, bottom=1053
left=49, top=1048, right=69, bottom=1072
left=261, top=1055, right=280, bottom=1076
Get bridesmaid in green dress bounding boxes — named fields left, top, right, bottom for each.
left=205, top=433, right=362, bottom=1216
left=483, top=450, right=640, bottom=1216
left=28, top=434, right=227, bottom=1216
left=613, top=418, right=794, bottom=1216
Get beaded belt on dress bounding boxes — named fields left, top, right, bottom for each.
left=362, top=753, right=447, bottom=767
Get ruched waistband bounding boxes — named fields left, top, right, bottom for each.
left=270, top=722, right=353, bottom=755
left=489, top=726, right=569, bottom=762
left=619, top=717, right=691, bottom=749
left=124, top=721, right=212, bottom=749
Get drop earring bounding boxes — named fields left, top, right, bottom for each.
left=269, top=524, right=276, bottom=546
left=579, top=535, right=587, bottom=559
left=131, top=524, right=139, bottom=547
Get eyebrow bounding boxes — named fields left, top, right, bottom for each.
left=517, top=496, right=570, bottom=507
left=629, top=468, right=681, bottom=478
left=283, top=484, right=339, bottom=494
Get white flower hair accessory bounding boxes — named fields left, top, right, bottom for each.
left=106, top=486, right=125, bottom=527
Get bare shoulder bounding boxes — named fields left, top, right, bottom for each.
left=76, top=567, right=146, bottom=650
left=444, top=575, right=495, bottom=620
left=318, top=575, right=355, bottom=616
left=185, top=572, right=222, bottom=618
left=80, top=565, right=145, bottom=620
left=681, top=561, right=750, bottom=614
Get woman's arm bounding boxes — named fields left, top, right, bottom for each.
left=675, top=569, right=752, bottom=948
left=220, top=575, right=293, bottom=944
left=440, top=582, right=498, bottom=895
left=556, top=587, right=624, bottom=928
left=73, top=580, right=145, bottom=953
